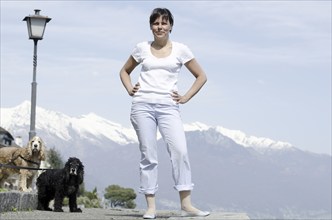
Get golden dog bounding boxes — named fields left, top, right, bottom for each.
left=0, top=136, right=46, bottom=191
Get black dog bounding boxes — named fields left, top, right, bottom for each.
left=36, top=157, right=84, bottom=212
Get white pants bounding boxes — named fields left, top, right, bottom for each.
left=130, top=102, right=194, bottom=194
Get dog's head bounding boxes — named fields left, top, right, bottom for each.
left=64, top=157, right=84, bottom=184
left=27, top=136, right=46, bottom=160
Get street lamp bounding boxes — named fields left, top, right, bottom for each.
left=23, top=9, right=51, bottom=140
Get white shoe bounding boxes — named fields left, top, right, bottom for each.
left=143, top=213, right=156, bottom=219
left=181, top=210, right=210, bottom=217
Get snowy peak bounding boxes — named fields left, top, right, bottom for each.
left=184, top=122, right=293, bottom=151
left=0, top=101, right=137, bottom=145
left=70, top=112, right=137, bottom=145
left=214, top=126, right=293, bottom=150
left=183, top=122, right=210, bottom=131
left=1, top=101, right=293, bottom=151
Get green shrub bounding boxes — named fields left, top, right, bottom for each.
left=104, top=184, right=136, bottom=209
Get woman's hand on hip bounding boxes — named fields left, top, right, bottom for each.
left=129, top=82, right=140, bottom=96
left=172, top=91, right=189, bottom=104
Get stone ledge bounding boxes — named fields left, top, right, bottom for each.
left=0, top=191, right=37, bottom=212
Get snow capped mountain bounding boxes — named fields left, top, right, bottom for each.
left=216, top=125, right=292, bottom=150
left=1, top=101, right=293, bottom=153
left=184, top=121, right=293, bottom=152
left=1, top=101, right=137, bottom=145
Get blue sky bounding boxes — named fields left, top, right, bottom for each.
left=1, top=1, right=331, bottom=155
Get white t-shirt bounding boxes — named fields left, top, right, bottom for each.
left=131, top=41, right=194, bottom=104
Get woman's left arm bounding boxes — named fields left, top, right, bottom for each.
left=172, top=58, right=207, bottom=104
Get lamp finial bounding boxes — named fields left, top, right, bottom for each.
left=34, top=9, right=41, bottom=15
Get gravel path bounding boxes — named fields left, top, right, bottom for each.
left=0, top=208, right=250, bottom=220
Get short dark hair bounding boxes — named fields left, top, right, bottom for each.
left=149, top=8, right=174, bottom=27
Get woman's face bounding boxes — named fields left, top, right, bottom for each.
left=150, top=16, right=172, bottom=40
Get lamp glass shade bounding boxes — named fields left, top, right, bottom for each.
left=25, top=17, right=48, bottom=40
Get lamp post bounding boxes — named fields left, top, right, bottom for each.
left=23, top=9, right=51, bottom=140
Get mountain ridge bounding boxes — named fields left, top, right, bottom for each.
left=1, top=101, right=295, bottom=154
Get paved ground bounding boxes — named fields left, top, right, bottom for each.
left=0, top=208, right=250, bottom=220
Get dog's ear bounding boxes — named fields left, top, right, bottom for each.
left=39, top=139, right=46, bottom=161
left=65, top=162, right=71, bottom=182
left=78, top=162, right=84, bottom=184
left=39, top=149, right=46, bottom=161
left=78, top=170, right=84, bottom=184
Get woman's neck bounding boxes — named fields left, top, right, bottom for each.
left=150, top=39, right=172, bottom=58
left=152, top=38, right=170, bottom=49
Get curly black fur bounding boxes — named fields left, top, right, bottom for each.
left=36, top=157, right=84, bottom=212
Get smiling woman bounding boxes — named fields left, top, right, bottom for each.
left=119, top=7, right=209, bottom=219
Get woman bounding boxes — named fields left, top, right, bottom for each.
left=120, top=8, right=209, bottom=219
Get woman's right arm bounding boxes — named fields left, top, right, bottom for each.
left=119, top=56, right=140, bottom=96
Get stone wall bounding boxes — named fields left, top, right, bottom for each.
left=0, top=191, right=37, bottom=212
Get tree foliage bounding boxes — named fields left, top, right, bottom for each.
left=79, top=187, right=102, bottom=208
left=47, top=147, right=64, bottom=169
left=104, top=185, right=137, bottom=209
left=63, top=186, right=102, bottom=208
left=84, top=187, right=99, bottom=200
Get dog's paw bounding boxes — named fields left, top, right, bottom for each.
left=53, top=208, right=64, bottom=212
left=36, top=206, right=43, bottom=211
left=71, top=208, right=82, bottom=212
left=37, top=206, right=52, bottom=211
